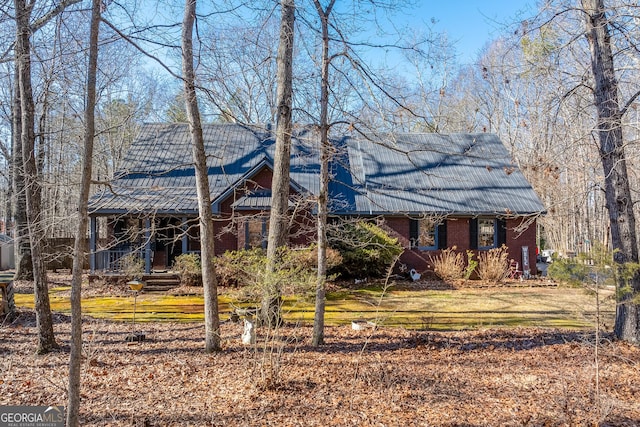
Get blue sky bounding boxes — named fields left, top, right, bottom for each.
left=414, top=0, right=535, bottom=64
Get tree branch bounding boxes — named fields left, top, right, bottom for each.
left=0, top=0, right=83, bottom=63
left=31, top=0, right=83, bottom=32
left=101, top=17, right=182, bottom=80
left=620, top=88, right=640, bottom=118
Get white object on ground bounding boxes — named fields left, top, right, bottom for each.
left=241, top=318, right=256, bottom=345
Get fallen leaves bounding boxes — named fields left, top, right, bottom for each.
left=1, top=311, right=640, bottom=426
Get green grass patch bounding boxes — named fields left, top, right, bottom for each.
left=13, top=285, right=614, bottom=330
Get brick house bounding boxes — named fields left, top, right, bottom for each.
left=88, top=123, right=545, bottom=277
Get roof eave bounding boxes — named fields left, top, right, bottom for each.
left=89, top=209, right=199, bottom=217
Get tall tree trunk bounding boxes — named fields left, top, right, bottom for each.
left=15, top=0, right=57, bottom=353
left=312, top=0, right=335, bottom=347
left=262, top=0, right=295, bottom=327
left=12, top=61, right=32, bottom=281
left=67, top=0, right=101, bottom=424
left=182, top=0, right=221, bottom=352
left=11, top=0, right=81, bottom=278
left=582, top=0, right=640, bottom=343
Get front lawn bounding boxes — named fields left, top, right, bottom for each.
left=13, top=277, right=615, bottom=330
left=3, top=276, right=635, bottom=426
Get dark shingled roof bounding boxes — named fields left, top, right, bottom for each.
left=88, top=123, right=545, bottom=217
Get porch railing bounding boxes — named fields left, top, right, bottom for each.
left=93, top=248, right=201, bottom=273
left=94, top=248, right=143, bottom=273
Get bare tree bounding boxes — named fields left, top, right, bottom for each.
left=262, top=0, right=295, bottom=327
left=12, top=57, right=30, bottom=280
left=8, top=0, right=82, bottom=280
left=67, top=0, right=101, bottom=424
left=581, top=0, right=640, bottom=342
left=468, top=0, right=640, bottom=341
left=14, top=0, right=57, bottom=353
left=299, top=0, right=430, bottom=344
left=198, top=18, right=280, bottom=124
left=1, top=0, right=153, bottom=276
left=182, top=0, right=221, bottom=352
left=11, top=3, right=29, bottom=281
left=311, top=0, right=335, bottom=347
left=434, top=7, right=617, bottom=260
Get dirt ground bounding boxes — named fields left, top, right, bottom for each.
left=1, top=308, right=640, bottom=426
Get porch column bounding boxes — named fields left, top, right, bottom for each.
left=89, top=216, right=97, bottom=273
left=144, top=217, right=151, bottom=274
left=181, top=217, right=188, bottom=254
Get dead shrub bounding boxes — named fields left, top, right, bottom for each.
left=119, top=253, right=144, bottom=280
left=477, top=245, right=510, bottom=284
left=430, top=247, right=465, bottom=281
left=172, top=253, right=202, bottom=286
left=287, top=245, right=343, bottom=272
left=430, top=247, right=476, bottom=282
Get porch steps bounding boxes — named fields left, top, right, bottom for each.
left=88, top=272, right=182, bottom=291
left=141, top=273, right=181, bottom=292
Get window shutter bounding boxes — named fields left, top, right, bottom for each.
left=409, top=219, right=418, bottom=248
left=470, top=218, right=478, bottom=250
left=244, top=221, right=249, bottom=250
left=437, top=221, right=447, bottom=249
left=497, top=218, right=507, bottom=246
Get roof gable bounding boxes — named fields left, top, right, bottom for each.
left=90, top=123, right=321, bottom=214
left=211, top=158, right=310, bottom=213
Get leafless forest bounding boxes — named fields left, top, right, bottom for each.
left=2, top=1, right=640, bottom=260
left=2, top=0, right=640, bottom=424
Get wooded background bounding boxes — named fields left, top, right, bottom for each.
left=1, top=0, right=639, bottom=259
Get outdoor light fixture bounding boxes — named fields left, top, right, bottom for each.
left=126, top=279, right=145, bottom=344
left=128, top=279, right=144, bottom=292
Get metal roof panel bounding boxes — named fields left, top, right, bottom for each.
left=90, top=125, right=545, bottom=217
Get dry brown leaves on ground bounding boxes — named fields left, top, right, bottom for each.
left=1, top=311, right=639, bottom=426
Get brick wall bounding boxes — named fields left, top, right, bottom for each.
left=384, top=216, right=538, bottom=276
left=505, top=218, right=537, bottom=275
left=185, top=164, right=540, bottom=276
left=250, top=168, right=274, bottom=189
left=447, top=218, right=472, bottom=251
left=215, top=217, right=236, bottom=254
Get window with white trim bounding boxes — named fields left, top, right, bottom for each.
left=478, top=218, right=497, bottom=249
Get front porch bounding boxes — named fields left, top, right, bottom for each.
left=89, top=215, right=201, bottom=276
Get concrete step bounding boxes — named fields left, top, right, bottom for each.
left=141, top=274, right=181, bottom=292
left=143, top=285, right=179, bottom=293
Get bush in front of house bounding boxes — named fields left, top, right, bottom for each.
left=477, top=245, right=511, bottom=284
left=546, top=256, right=589, bottom=286
left=546, top=243, right=630, bottom=290
left=284, top=245, right=343, bottom=273
left=120, top=253, right=144, bottom=280
left=328, top=221, right=403, bottom=279
left=214, top=246, right=338, bottom=294
left=173, top=253, right=202, bottom=286
left=215, top=248, right=265, bottom=288
left=430, top=247, right=477, bottom=282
